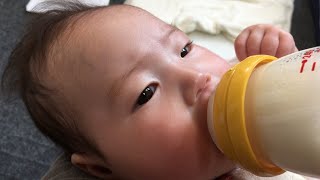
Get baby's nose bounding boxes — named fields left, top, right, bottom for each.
left=182, top=71, right=211, bottom=106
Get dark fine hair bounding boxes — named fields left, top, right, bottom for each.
left=1, top=1, right=104, bottom=154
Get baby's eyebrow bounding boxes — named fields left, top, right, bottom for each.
left=107, top=56, right=143, bottom=104
left=168, top=24, right=180, bottom=34
left=160, top=24, right=180, bottom=43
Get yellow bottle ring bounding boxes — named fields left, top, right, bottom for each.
left=212, top=55, right=285, bottom=176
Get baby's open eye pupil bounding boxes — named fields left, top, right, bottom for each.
left=180, top=41, right=192, bottom=58
left=136, top=85, right=156, bottom=106
left=180, top=47, right=189, bottom=58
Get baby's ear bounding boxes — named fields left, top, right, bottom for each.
left=71, top=152, right=112, bottom=179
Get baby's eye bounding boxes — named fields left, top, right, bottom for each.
left=180, top=41, right=193, bottom=58
left=136, top=84, right=157, bottom=106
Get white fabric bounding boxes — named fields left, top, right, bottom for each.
left=26, top=0, right=110, bottom=12
left=125, top=0, right=294, bottom=39
left=188, top=31, right=237, bottom=61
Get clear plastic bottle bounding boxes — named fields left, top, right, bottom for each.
left=207, top=47, right=320, bottom=178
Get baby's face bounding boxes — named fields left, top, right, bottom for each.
left=58, top=6, right=234, bottom=179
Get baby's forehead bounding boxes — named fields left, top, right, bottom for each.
left=57, top=5, right=166, bottom=57
left=48, top=5, right=162, bottom=80
left=51, top=4, right=172, bottom=72
left=50, top=6, right=149, bottom=60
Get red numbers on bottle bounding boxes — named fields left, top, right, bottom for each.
left=299, top=50, right=318, bottom=73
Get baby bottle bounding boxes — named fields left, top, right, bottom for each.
left=207, top=47, right=320, bottom=178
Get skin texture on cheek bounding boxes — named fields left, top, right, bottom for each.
left=105, top=116, right=206, bottom=179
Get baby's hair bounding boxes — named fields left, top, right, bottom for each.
left=1, top=1, right=106, bottom=154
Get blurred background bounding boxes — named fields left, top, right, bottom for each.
left=0, top=0, right=318, bottom=179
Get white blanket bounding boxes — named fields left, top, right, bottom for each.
left=26, top=0, right=110, bottom=12
left=125, top=0, right=294, bottom=40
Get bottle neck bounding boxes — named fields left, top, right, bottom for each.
left=209, top=55, right=283, bottom=176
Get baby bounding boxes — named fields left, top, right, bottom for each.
left=1, top=2, right=299, bottom=180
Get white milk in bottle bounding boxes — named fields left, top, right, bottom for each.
left=207, top=47, right=320, bottom=178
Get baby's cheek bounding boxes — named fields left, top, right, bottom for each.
left=200, top=48, right=231, bottom=75
left=132, top=118, right=201, bottom=173
left=220, top=61, right=232, bottom=73
left=140, top=110, right=200, bottom=153
left=211, top=59, right=231, bottom=78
